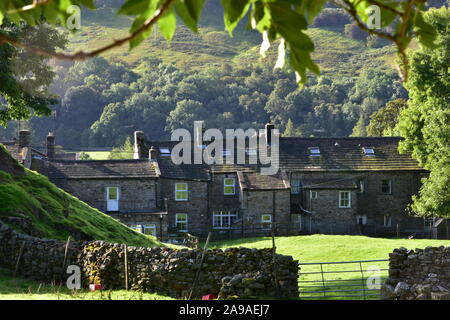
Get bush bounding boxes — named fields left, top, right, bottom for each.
left=366, top=35, right=391, bottom=48
left=313, top=8, right=351, bottom=27
left=344, top=23, right=369, bottom=41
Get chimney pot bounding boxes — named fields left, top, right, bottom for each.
left=47, top=132, right=55, bottom=159
left=18, top=130, right=31, bottom=148
left=149, top=146, right=158, bottom=161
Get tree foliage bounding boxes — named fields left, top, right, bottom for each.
left=396, top=7, right=450, bottom=217
left=366, top=98, right=407, bottom=136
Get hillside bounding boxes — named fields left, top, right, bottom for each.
left=0, top=144, right=161, bottom=247
left=68, top=6, right=397, bottom=77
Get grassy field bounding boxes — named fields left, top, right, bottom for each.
left=0, top=144, right=160, bottom=247
left=208, top=234, right=450, bottom=300
left=82, top=151, right=111, bottom=160
left=0, top=269, right=173, bottom=300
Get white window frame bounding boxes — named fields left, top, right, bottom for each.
left=175, top=183, right=188, bottom=201
left=310, top=190, right=318, bottom=199
left=339, top=191, right=351, bottom=208
left=131, top=224, right=142, bottom=233
left=224, top=178, right=236, bottom=195
left=213, top=211, right=237, bottom=229
left=261, top=214, right=273, bottom=230
left=143, top=224, right=157, bottom=236
left=356, top=214, right=367, bottom=225
left=358, top=179, right=365, bottom=193
left=381, top=179, right=392, bottom=194
left=291, top=179, right=300, bottom=194
left=175, top=213, right=188, bottom=232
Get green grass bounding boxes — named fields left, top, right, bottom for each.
left=82, top=151, right=111, bottom=160
left=209, top=234, right=450, bottom=300
left=0, top=269, right=173, bottom=300
left=0, top=144, right=161, bottom=247
left=65, top=9, right=397, bottom=77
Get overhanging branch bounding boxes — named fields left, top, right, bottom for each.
left=0, top=0, right=175, bottom=61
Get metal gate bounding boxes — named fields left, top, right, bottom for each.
left=298, top=259, right=389, bottom=300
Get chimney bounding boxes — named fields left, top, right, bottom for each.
left=149, top=146, right=158, bottom=161
left=134, top=131, right=146, bottom=159
left=46, top=132, right=55, bottom=159
left=265, top=123, right=275, bottom=146
left=18, top=130, right=31, bottom=148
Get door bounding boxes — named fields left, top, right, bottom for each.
left=107, top=187, right=119, bottom=211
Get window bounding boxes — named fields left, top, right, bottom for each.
left=175, top=183, right=188, bottom=201
left=222, top=149, right=231, bottom=157
left=309, top=147, right=321, bottom=156
left=107, top=187, right=118, bottom=200
left=290, top=214, right=302, bottom=231
left=291, top=179, right=300, bottom=194
left=143, top=224, right=157, bottom=236
left=224, top=178, right=236, bottom=195
left=131, top=224, right=142, bottom=233
left=339, top=191, right=351, bottom=208
left=310, top=191, right=318, bottom=199
left=175, top=214, right=188, bottom=232
left=159, top=147, right=171, bottom=156
left=357, top=179, right=365, bottom=193
left=356, top=215, right=367, bottom=225
left=261, top=214, right=273, bottom=230
left=384, top=214, right=392, bottom=227
left=363, top=147, right=375, bottom=156
left=246, top=148, right=257, bottom=156
left=381, top=180, right=392, bottom=194
left=213, top=211, right=237, bottom=229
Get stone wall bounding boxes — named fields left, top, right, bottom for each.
left=0, top=221, right=299, bottom=299
left=381, top=246, right=450, bottom=300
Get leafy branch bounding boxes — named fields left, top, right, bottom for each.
left=0, top=0, right=176, bottom=61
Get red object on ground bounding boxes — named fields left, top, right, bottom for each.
left=89, top=284, right=102, bottom=291
left=202, top=294, right=217, bottom=300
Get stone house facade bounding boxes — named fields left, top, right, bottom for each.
left=22, top=125, right=432, bottom=239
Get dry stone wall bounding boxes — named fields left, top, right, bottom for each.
left=0, top=221, right=299, bottom=299
left=382, top=246, right=450, bottom=300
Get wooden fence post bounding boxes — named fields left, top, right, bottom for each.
left=124, top=244, right=129, bottom=290
left=396, top=224, right=400, bottom=238
left=188, top=232, right=211, bottom=300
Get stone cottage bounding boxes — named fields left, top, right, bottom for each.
left=6, top=125, right=437, bottom=240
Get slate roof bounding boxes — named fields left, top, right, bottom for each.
left=140, top=140, right=210, bottom=181
left=279, top=137, right=423, bottom=171
left=38, top=159, right=158, bottom=180
left=238, top=171, right=290, bottom=190
left=141, top=136, right=424, bottom=175
left=301, top=177, right=359, bottom=189
left=2, top=142, right=23, bottom=162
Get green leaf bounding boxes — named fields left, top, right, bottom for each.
left=221, top=0, right=251, bottom=35
left=174, top=0, right=205, bottom=32
left=119, top=0, right=154, bottom=15
left=158, top=6, right=177, bottom=42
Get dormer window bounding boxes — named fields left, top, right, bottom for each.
left=363, top=147, right=375, bottom=156
left=159, top=147, right=171, bottom=156
left=309, top=147, right=321, bottom=156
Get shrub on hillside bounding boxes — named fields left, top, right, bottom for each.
left=345, top=23, right=369, bottom=41
left=313, top=8, right=351, bottom=27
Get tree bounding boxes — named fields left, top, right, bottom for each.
left=0, top=21, right=67, bottom=125
left=366, top=98, right=407, bottom=136
left=350, top=115, right=368, bottom=137
left=0, top=0, right=440, bottom=91
left=396, top=7, right=450, bottom=217
left=108, top=137, right=134, bottom=159
left=283, top=119, right=302, bottom=137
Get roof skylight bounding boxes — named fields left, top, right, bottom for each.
left=309, top=147, right=321, bottom=156
left=363, top=147, right=375, bottom=156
